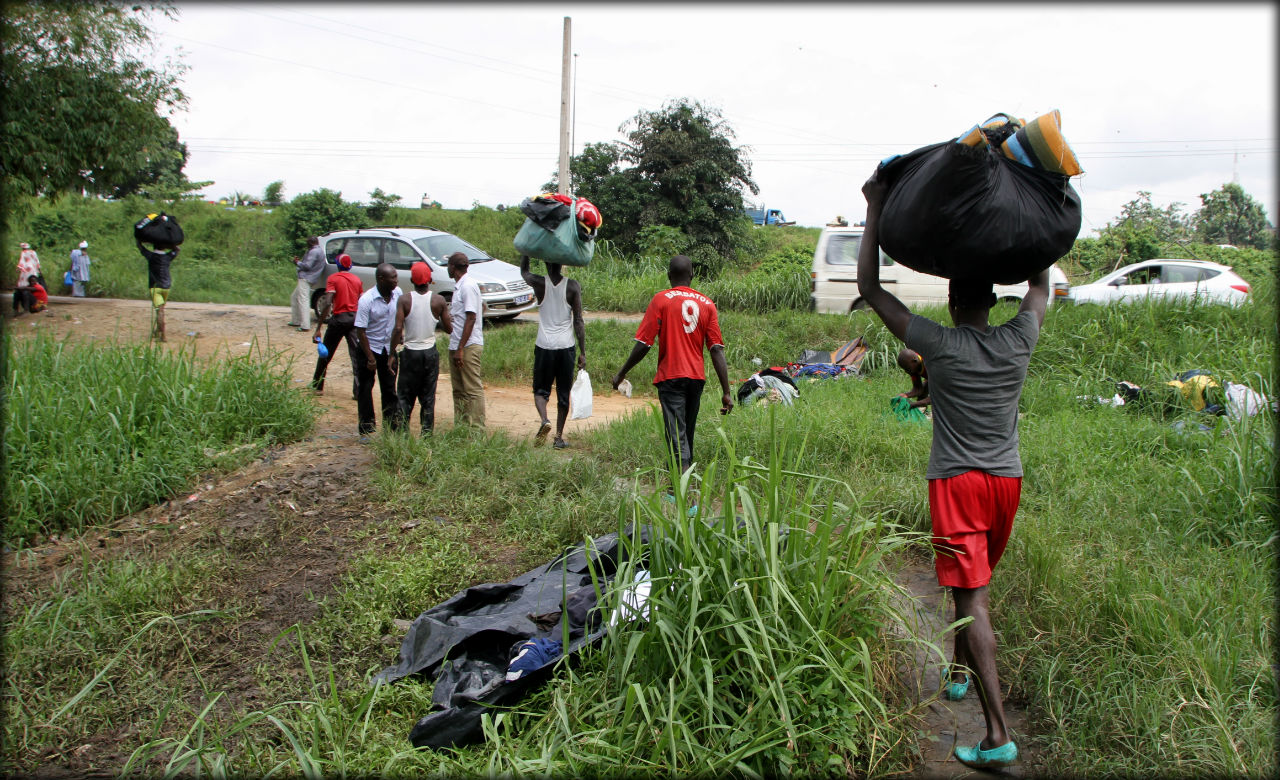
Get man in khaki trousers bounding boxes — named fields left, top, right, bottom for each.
left=447, top=251, right=485, bottom=427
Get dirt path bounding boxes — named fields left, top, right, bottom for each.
left=9, top=295, right=650, bottom=439
left=895, top=552, right=1035, bottom=778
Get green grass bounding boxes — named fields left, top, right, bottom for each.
left=1, top=269, right=1274, bottom=776
left=3, top=333, right=317, bottom=543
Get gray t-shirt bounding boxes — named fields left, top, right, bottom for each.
left=904, top=310, right=1040, bottom=479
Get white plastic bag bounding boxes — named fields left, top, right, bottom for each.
left=569, top=369, right=592, bottom=420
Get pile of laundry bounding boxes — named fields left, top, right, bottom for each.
left=1078, top=370, right=1273, bottom=423
left=513, top=192, right=602, bottom=267
left=737, top=368, right=799, bottom=407
left=375, top=526, right=650, bottom=750
left=786, top=336, right=868, bottom=382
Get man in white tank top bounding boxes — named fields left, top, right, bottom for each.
left=520, top=255, right=586, bottom=448
left=390, top=262, right=453, bottom=434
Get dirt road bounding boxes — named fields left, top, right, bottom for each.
left=8, top=295, right=651, bottom=439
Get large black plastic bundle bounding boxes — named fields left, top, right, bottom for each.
left=876, top=141, right=1080, bottom=284
left=134, top=212, right=185, bottom=246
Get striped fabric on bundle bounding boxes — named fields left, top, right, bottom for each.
left=1000, top=109, right=1082, bottom=176
left=953, top=110, right=1082, bottom=177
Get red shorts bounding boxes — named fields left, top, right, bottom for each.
left=928, top=470, right=1022, bottom=588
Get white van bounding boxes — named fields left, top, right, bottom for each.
left=809, top=225, right=1069, bottom=314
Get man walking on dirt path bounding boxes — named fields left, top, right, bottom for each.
left=354, top=263, right=403, bottom=436
left=521, top=254, right=586, bottom=449
left=137, top=239, right=179, bottom=343
left=311, top=253, right=363, bottom=397
left=611, top=254, right=733, bottom=481
left=448, top=251, right=486, bottom=428
left=390, top=261, right=452, bottom=435
left=856, top=170, right=1049, bottom=770
left=290, top=236, right=326, bottom=331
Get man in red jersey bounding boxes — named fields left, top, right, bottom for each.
left=311, top=253, right=364, bottom=393
left=612, top=254, right=733, bottom=479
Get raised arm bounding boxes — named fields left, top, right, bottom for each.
left=856, top=172, right=912, bottom=343
left=520, top=255, right=546, bottom=301
left=1019, top=268, right=1051, bottom=327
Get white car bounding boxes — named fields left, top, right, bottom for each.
left=1067, top=259, right=1250, bottom=306
left=809, top=225, right=1070, bottom=313
left=315, top=226, right=536, bottom=319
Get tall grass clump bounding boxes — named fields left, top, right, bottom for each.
left=3, top=333, right=316, bottom=543
left=475, top=412, right=925, bottom=776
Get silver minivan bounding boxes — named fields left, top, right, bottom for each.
left=314, top=226, right=536, bottom=319
left=810, top=225, right=1069, bottom=313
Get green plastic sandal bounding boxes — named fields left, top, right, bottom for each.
left=955, top=739, right=1018, bottom=768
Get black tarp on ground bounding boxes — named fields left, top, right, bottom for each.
left=876, top=140, right=1081, bottom=284
left=375, top=526, right=649, bottom=749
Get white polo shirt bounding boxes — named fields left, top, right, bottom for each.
left=448, top=275, right=484, bottom=350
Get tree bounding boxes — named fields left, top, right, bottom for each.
left=621, top=99, right=758, bottom=263
left=1090, top=191, right=1194, bottom=271
left=0, top=2, right=188, bottom=201
left=282, top=189, right=368, bottom=252
left=1193, top=183, right=1273, bottom=250
left=263, top=180, right=286, bottom=207
left=107, top=121, right=208, bottom=200
left=550, top=100, right=758, bottom=271
left=366, top=187, right=401, bottom=222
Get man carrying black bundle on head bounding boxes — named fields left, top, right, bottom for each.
left=137, top=239, right=179, bottom=343
left=857, top=167, right=1049, bottom=771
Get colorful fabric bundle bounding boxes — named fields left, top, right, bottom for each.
left=514, top=193, right=598, bottom=266
left=875, top=108, right=1083, bottom=284
left=957, top=111, right=1082, bottom=177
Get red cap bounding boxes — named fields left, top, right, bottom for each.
left=336, top=253, right=352, bottom=270
left=410, top=261, right=431, bottom=285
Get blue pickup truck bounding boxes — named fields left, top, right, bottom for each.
left=744, top=206, right=795, bottom=226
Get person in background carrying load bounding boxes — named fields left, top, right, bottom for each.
left=290, top=236, right=326, bottom=331
left=137, top=239, right=179, bottom=343
left=897, top=348, right=931, bottom=409
left=520, top=254, right=586, bottom=449
left=389, top=261, right=452, bottom=435
left=611, top=255, right=733, bottom=483
left=857, top=167, right=1049, bottom=771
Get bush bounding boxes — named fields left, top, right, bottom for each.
left=282, top=189, right=369, bottom=254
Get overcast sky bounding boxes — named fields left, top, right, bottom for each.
left=152, top=3, right=1276, bottom=236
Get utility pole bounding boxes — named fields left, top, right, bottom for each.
left=557, top=16, right=572, bottom=196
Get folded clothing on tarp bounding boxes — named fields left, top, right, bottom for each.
left=876, top=110, right=1082, bottom=285
left=376, top=525, right=649, bottom=749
